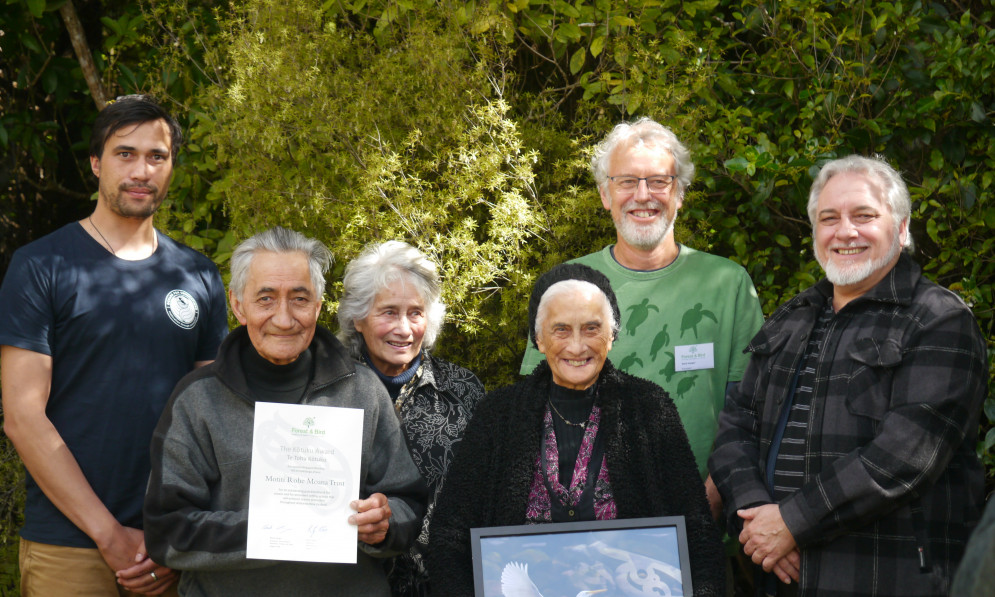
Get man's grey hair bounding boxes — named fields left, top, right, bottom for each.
left=230, top=227, right=333, bottom=300
left=590, top=117, right=695, bottom=199
left=808, top=154, right=913, bottom=250
left=337, top=241, right=446, bottom=361
left=535, top=280, right=619, bottom=344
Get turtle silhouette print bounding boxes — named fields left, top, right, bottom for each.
left=624, top=298, right=659, bottom=335
left=679, top=303, right=717, bottom=339
left=617, top=352, right=644, bottom=372
left=649, top=324, right=670, bottom=361
left=657, top=352, right=676, bottom=383
left=675, top=374, right=698, bottom=400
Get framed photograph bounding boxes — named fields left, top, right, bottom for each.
left=471, top=516, right=692, bottom=597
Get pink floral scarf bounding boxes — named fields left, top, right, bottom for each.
left=525, top=405, right=616, bottom=522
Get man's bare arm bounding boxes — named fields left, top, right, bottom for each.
left=2, top=345, right=146, bottom=572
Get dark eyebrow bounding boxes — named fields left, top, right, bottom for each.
left=111, top=144, right=171, bottom=156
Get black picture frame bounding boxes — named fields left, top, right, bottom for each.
left=470, top=515, right=693, bottom=597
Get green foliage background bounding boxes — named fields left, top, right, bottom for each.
left=2, top=0, right=994, bottom=590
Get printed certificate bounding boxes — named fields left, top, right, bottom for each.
left=246, top=402, right=364, bottom=563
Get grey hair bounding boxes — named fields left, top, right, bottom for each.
left=590, top=117, right=695, bottom=199
left=336, top=241, right=446, bottom=360
left=808, top=154, right=913, bottom=250
left=534, top=280, right=619, bottom=345
left=230, top=227, right=333, bottom=300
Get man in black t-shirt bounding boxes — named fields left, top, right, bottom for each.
left=0, top=96, right=228, bottom=596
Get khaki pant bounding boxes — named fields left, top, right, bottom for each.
left=19, top=538, right=179, bottom=597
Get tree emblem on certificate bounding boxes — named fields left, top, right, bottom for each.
left=246, top=402, right=364, bottom=563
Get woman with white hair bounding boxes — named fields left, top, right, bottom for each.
left=338, top=241, right=485, bottom=597
left=428, top=263, right=724, bottom=597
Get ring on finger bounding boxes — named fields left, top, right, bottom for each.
left=151, top=571, right=159, bottom=582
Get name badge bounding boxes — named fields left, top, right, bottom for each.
left=675, top=343, right=715, bottom=372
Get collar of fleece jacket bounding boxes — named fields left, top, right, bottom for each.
left=213, top=324, right=355, bottom=403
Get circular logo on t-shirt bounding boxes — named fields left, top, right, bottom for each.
left=164, top=290, right=200, bottom=330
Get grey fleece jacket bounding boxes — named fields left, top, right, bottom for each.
left=144, top=325, right=427, bottom=597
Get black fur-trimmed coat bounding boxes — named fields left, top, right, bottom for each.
left=427, top=360, right=724, bottom=596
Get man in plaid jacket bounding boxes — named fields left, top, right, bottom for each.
left=708, top=155, right=987, bottom=597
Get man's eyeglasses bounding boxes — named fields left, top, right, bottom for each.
left=608, top=175, right=677, bottom=193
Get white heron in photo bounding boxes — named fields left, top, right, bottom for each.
left=501, top=561, right=608, bottom=597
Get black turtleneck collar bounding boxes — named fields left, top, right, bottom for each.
left=240, top=341, right=314, bottom=403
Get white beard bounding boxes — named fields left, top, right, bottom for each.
left=615, top=203, right=675, bottom=250
left=817, top=236, right=902, bottom=287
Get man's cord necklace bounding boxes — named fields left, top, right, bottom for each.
left=89, top=216, right=116, bottom=254
left=89, top=216, right=157, bottom=256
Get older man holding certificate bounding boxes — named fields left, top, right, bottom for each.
left=144, top=227, right=427, bottom=597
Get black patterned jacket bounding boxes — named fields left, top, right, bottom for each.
left=709, top=254, right=987, bottom=597
left=427, top=359, right=725, bottom=597
left=386, top=354, right=485, bottom=597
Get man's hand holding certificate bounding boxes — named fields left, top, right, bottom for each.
left=349, top=493, right=392, bottom=545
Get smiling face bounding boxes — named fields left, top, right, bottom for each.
left=600, top=142, right=681, bottom=251
left=89, top=119, right=174, bottom=220
left=535, top=286, right=614, bottom=391
left=229, top=251, right=322, bottom=365
left=354, top=278, right=427, bottom=377
left=814, top=171, right=907, bottom=299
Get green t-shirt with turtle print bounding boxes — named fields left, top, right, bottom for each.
left=521, top=244, right=764, bottom=479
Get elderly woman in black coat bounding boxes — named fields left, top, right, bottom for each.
left=427, top=263, right=724, bottom=596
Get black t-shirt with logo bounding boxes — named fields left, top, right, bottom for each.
left=0, top=223, right=228, bottom=548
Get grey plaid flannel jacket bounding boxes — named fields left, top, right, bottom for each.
left=709, top=254, right=987, bottom=597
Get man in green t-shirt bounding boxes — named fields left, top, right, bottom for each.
left=521, top=117, right=764, bottom=515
